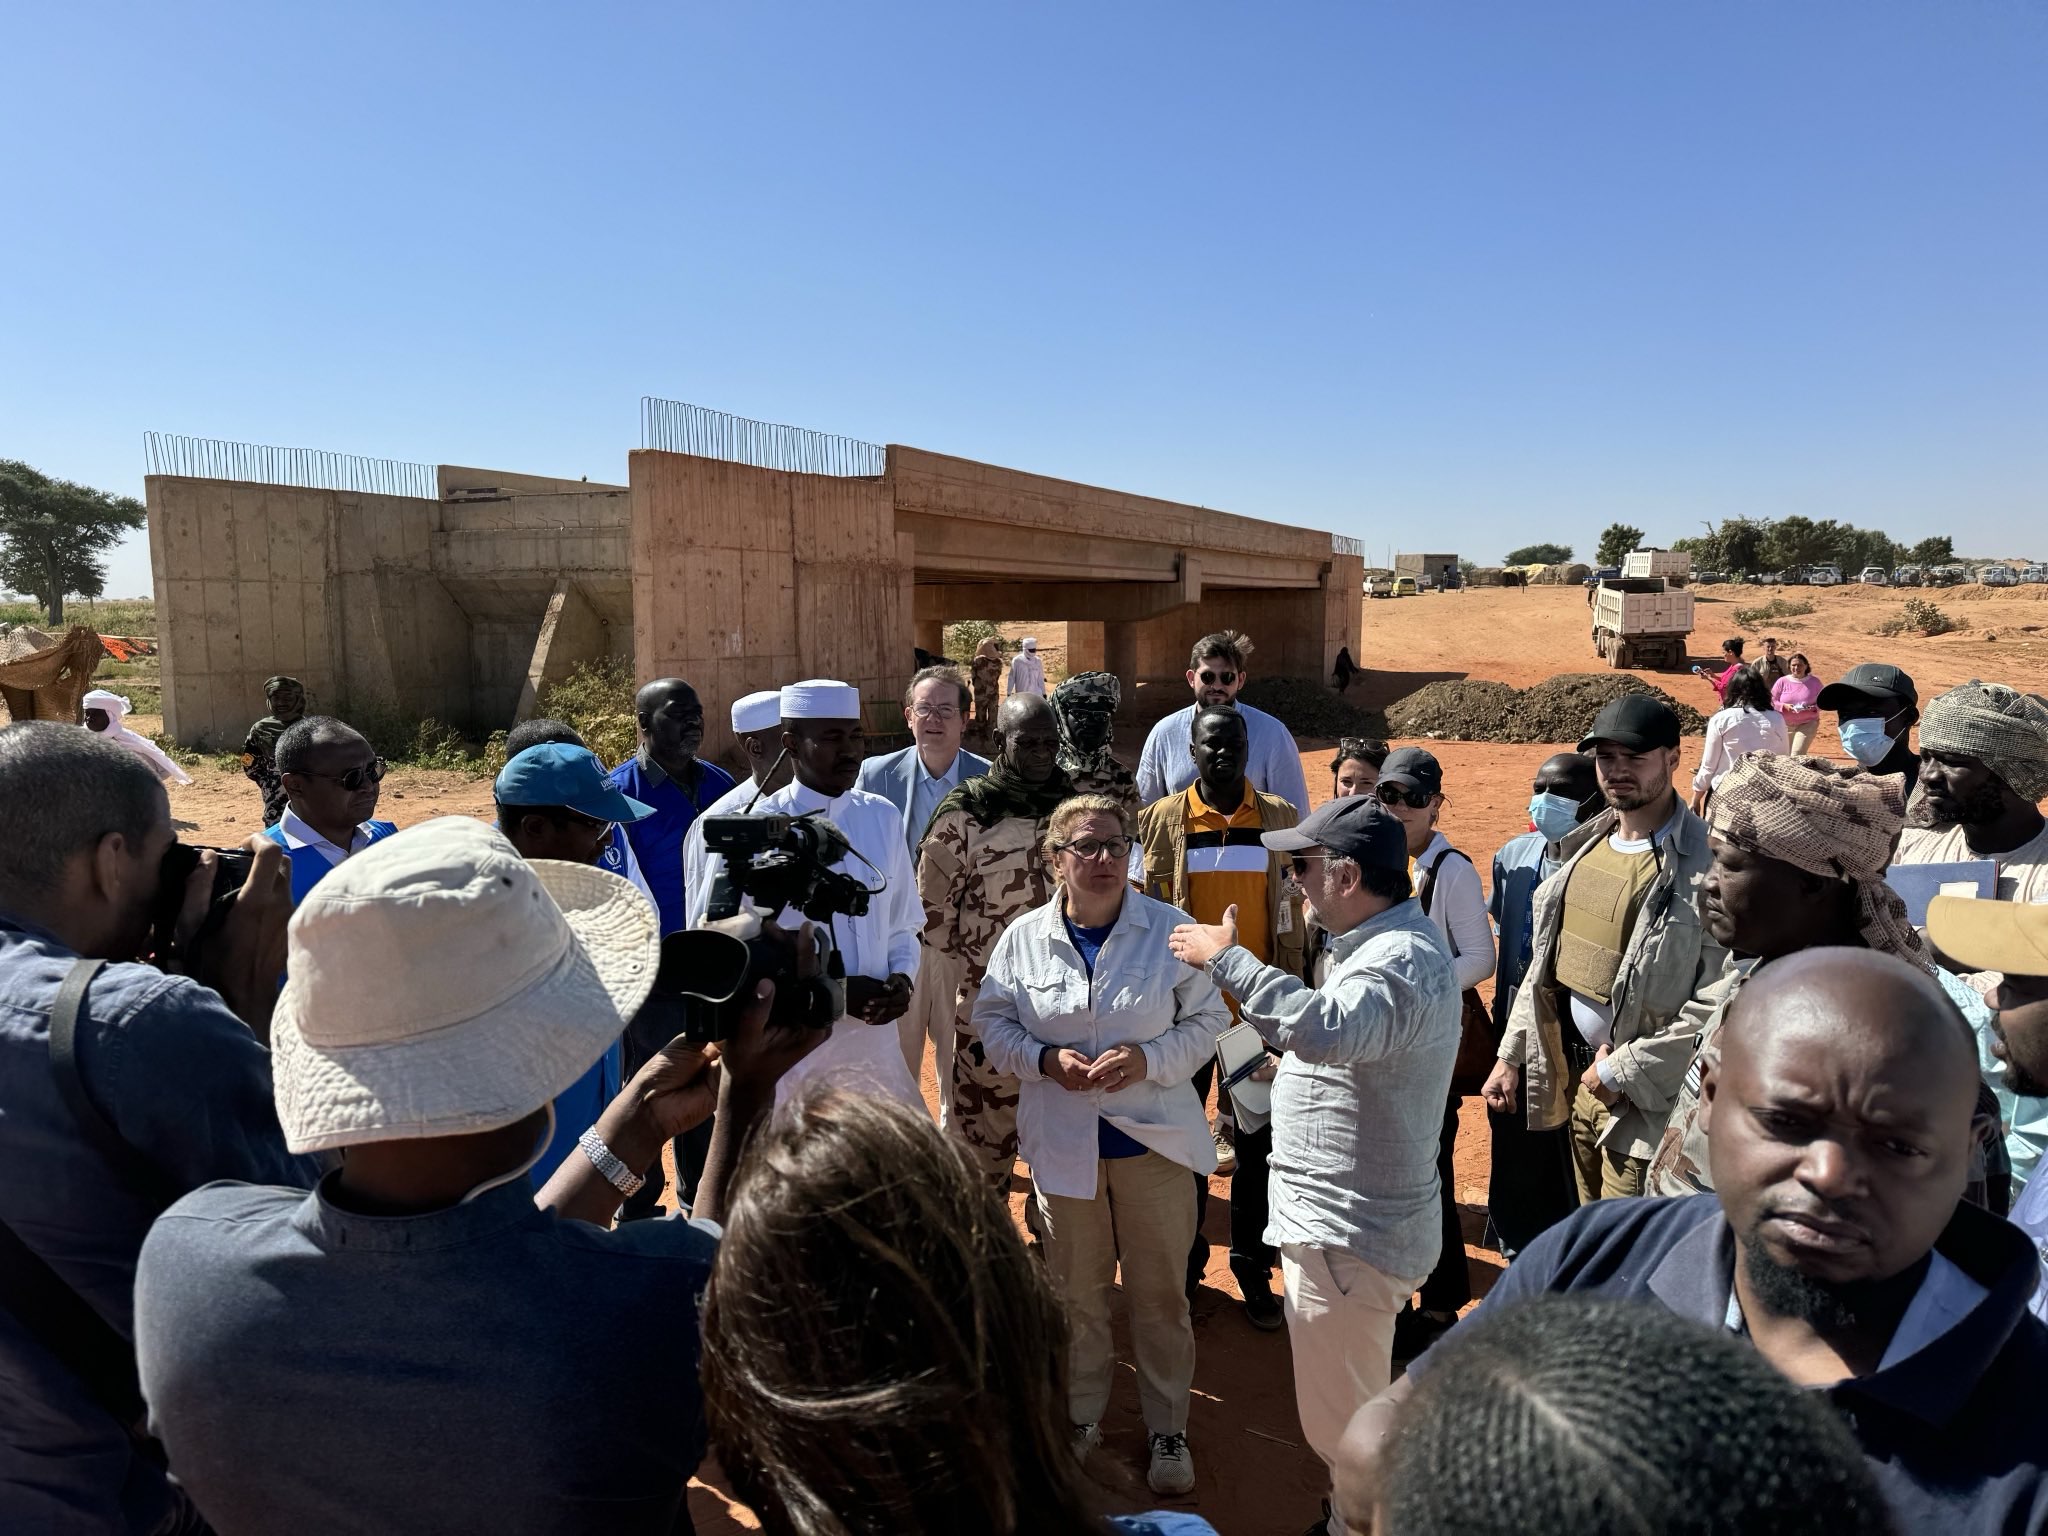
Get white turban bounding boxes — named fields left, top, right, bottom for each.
left=82, top=689, right=192, bottom=786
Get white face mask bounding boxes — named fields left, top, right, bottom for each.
left=459, top=1101, right=556, bottom=1205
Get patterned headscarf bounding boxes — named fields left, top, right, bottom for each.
left=1051, top=670, right=1121, bottom=775
left=1708, top=753, right=1924, bottom=962
left=1920, top=680, right=2048, bottom=803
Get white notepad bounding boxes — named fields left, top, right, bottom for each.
left=1215, top=1022, right=1273, bottom=1123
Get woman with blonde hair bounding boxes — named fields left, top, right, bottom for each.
left=975, top=794, right=1231, bottom=1497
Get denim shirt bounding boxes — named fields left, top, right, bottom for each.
left=1209, top=897, right=1460, bottom=1281
left=0, top=913, right=318, bottom=1531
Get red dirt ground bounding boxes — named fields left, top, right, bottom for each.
left=136, top=581, right=2048, bottom=1534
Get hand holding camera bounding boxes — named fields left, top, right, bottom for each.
left=157, top=836, right=294, bottom=1039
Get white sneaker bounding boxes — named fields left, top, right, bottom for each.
left=1147, top=1431, right=1195, bottom=1495
left=1071, top=1421, right=1102, bottom=1461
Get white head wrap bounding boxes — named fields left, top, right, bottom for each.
left=83, top=689, right=131, bottom=723
left=731, top=690, right=783, bottom=734
left=1022, top=637, right=1038, bottom=651
left=778, top=680, right=862, bottom=721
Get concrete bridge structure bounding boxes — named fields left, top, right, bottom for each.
left=146, top=415, right=1362, bottom=762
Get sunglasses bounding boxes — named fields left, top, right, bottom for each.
left=308, top=758, right=388, bottom=792
left=1197, top=670, right=1238, bottom=686
left=1058, top=836, right=1133, bottom=862
left=1287, top=852, right=1327, bottom=877
left=1375, top=782, right=1432, bottom=809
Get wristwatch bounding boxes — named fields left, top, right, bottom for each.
left=577, top=1128, right=646, bottom=1197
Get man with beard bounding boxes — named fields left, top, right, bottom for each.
left=1364, top=948, right=2048, bottom=1535
left=607, top=678, right=736, bottom=936
left=1647, top=753, right=1930, bottom=1198
left=917, top=693, right=1071, bottom=1174
left=1135, top=631, right=1310, bottom=813
left=1483, top=695, right=1725, bottom=1203
left=1931, top=894, right=2048, bottom=1317
left=1051, top=669, right=1139, bottom=811
left=1897, top=680, right=2048, bottom=905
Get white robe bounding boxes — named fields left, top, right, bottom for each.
left=82, top=691, right=191, bottom=786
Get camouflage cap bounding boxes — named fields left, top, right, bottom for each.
left=1054, top=670, right=1120, bottom=710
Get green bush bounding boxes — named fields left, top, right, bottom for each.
left=1871, top=599, right=1966, bottom=638
left=943, top=620, right=1003, bottom=661
left=531, top=656, right=640, bottom=769
left=1732, top=598, right=1816, bottom=628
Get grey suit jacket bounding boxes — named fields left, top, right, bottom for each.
left=857, top=745, right=990, bottom=852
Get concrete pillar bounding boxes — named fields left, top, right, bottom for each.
left=1105, top=621, right=1139, bottom=712
left=1066, top=621, right=1105, bottom=674
left=915, top=618, right=946, bottom=656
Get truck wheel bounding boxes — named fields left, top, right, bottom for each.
left=1610, top=640, right=1631, bottom=669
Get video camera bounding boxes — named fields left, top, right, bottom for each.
left=656, top=812, right=877, bottom=1042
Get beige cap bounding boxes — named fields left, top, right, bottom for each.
left=1927, top=894, right=2048, bottom=980
left=269, top=816, right=659, bottom=1153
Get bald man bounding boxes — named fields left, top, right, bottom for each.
left=1341, top=950, right=2048, bottom=1536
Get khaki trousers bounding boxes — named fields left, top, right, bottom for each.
left=1036, top=1151, right=1199, bottom=1435
left=900, top=949, right=964, bottom=1126
left=1279, top=1242, right=1416, bottom=1484
left=1568, top=1083, right=1650, bottom=1202
left=1786, top=720, right=1819, bottom=755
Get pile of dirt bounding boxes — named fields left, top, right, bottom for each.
left=1385, top=672, right=1706, bottom=744
left=1237, top=677, right=1389, bottom=741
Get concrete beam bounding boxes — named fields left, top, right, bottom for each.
left=899, top=511, right=1178, bottom=584
left=914, top=557, right=1203, bottom=624
left=514, top=579, right=608, bottom=725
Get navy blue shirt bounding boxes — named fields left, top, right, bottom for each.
left=1416, top=1195, right=2048, bottom=1535
left=608, top=754, right=736, bottom=934
left=136, top=1175, right=720, bottom=1536
left=0, top=914, right=318, bottom=1533
left=1065, top=914, right=1149, bottom=1160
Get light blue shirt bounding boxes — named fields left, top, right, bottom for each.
left=1135, top=701, right=1310, bottom=815
left=1209, top=897, right=1460, bottom=1280
left=909, top=753, right=963, bottom=855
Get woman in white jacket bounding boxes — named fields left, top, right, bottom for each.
left=975, top=793, right=1231, bottom=1500
left=1690, top=666, right=1789, bottom=813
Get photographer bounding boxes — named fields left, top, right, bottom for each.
left=0, top=723, right=316, bottom=1535
left=731, top=680, right=925, bottom=1108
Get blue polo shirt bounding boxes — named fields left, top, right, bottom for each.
left=1414, top=1195, right=2048, bottom=1534
left=607, top=755, right=736, bottom=934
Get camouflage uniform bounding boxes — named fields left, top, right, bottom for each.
left=1052, top=670, right=1140, bottom=813
left=917, top=793, right=1064, bottom=1190
left=970, top=655, right=1004, bottom=744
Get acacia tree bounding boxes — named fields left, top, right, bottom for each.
left=0, top=460, right=145, bottom=626
left=1504, top=542, right=1573, bottom=565
left=1595, top=523, right=1645, bottom=567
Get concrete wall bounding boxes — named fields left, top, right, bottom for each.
left=631, top=451, right=909, bottom=760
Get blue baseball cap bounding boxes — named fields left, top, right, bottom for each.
left=1258, top=795, right=1408, bottom=869
left=494, top=745, right=655, bottom=824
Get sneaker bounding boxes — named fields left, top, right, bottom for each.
left=1146, top=1431, right=1195, bottom=1495
left=1391, top=1304, right=1455, bottom=1362
left=1210, top=1119, right=1237, bottom=1175
left=1071, top=1421, right=1102, bottom=1461
left=1230, top=1259, right=1285, bottom=1332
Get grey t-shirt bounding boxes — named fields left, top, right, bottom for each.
left=136, top=1176, right=719, bottom=1536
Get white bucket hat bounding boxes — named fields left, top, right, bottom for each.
left=269, top=816, right=660, bottom=1154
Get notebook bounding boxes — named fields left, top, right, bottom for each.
left=1884, top=860, right=1997, bottom=927
left=1215, top=1022, right=1274, bottom=1125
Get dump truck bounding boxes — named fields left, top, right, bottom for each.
left=1590, top=577, right=1695, bottom=670
left=1622, top=548, right=1692, bottom=585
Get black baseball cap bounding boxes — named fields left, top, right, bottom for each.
left=1817, top=663, right=1918, bottom=712
left=1377, top=746, right=1443, bottom=797
left=1260, top=796, right=1408, bottom=869
left=1578, top=694, right=1682, bottom=754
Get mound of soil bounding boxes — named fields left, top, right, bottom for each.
left=1236, top=677, right=1390, bottom=740
left=1385, top=672, right=1706, bottom=744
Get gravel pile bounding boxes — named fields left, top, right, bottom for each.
left=1385, top=673, right=1705, bottom=744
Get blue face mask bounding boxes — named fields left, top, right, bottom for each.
left=1529, top=792, right=1582, bottom=844
left=1837, top=717, right=1896, bottom=767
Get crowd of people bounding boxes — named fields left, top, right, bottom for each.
left=4, top=622, right=2048, bottom=1536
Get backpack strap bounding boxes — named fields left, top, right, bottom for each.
left=47, top=959, right=180, bottom=1209
left=0, top=1211, right=147, bottom=1429
left=1415, top=846, right=1473, bottom=955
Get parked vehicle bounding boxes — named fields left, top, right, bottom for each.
left=1981, top=564, right=2019, bottom=588
left=1590, top=577, right=1696, bottom=672
left=1773, top=567, right=1807, bottom=586
left=1392, top=575, right=1418, bottom=597
left=2023, top=565, right=2048, bottom=585
left=1622, top=549, right=1693, bottom=585
left=1694, top=569, right=1725, bottom=586
left=1807, top=565, right=1843, bottom=586
left=1892, top=566, right=1922, bottom=587
left=1584, top=566, right=1623, bottom=587
left=1923, top=565, right=1959, bottom=587
left=1859, top=566, right=1889, bottom=585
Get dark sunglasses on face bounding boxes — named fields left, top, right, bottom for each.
left=310, top=758, right=388, bottom=792
left=1287, top=852, right=1327, bottom=877
left=1058, top=836, right=1133, bottom=862
left=1197, top=670, right=1238, bottom=686
left=1375, top=782, right=1431, bottom=809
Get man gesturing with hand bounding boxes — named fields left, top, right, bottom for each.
left=1169, top=795, right=1460, bottom=1536
left=974, top=794, right=1230, bottom=1498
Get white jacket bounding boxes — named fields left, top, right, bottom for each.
left=974, top=890, right=1231, bottom=1198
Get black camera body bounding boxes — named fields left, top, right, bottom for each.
left=658, top=812, right=874, bottom=1042
left=151, top=843, right=255, bottom=969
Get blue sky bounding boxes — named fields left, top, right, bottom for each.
left=5, top=2, right=2044, bottom=597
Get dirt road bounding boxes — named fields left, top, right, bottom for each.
left=138, top=581, right=2048, bottom=1535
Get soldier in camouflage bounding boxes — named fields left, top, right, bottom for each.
left=917, top=693, right=1075, bottom=1191
left=1052, top=669, right=1139, bottom=812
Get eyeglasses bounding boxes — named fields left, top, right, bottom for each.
left=308, top=758, right=388, bottom=792
left=1287, top=852, right=1327, bottom=877
left=1197, top=670, right=1238, bottom=686
left=909, top=705, right=960, bottom=722
left=1375, top=782, right=1431, bottom=809
left=1057, top=836, right=1133, bottom=862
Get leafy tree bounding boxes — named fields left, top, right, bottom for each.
left=0, top=461, right=146, bottom=626
left=1720, top=518, right=1768, bottom=576
left=1595, top=523, right=1645, bottom=568
left=1504, top=542, right=1573, bottom=565
left=1762, top=515, right=1840, bottom=571
left=1906, top=535, right=1954, bottom=567
left=1835, top=526, right=1901, bottom=575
